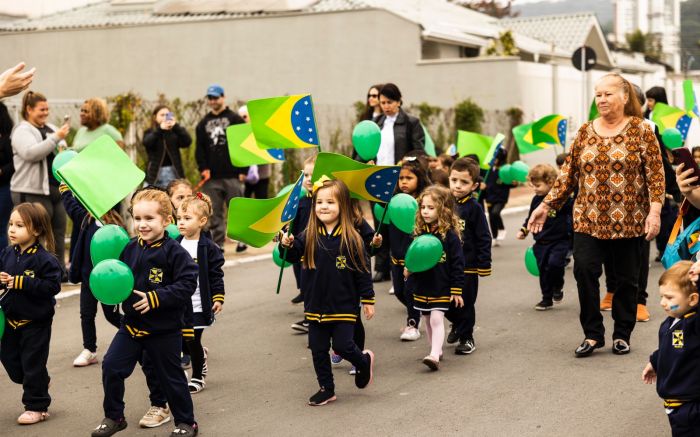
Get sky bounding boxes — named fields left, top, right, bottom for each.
left=0, top=0, right=96, bottom=17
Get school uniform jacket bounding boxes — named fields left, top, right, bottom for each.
left=119, top=235, right=198, bottom=337
left=409, top=228, right=465, bottom=302
left=520, top=195, right=573, bottom=244
left=290, top=194, right=312, bottom=237
left=650, top=310, right=700, bottom=407
left=60, top=184, right=100, bottom=283
left=389, top=223, right=413, bottom=267
left=281, top=224, right=374, bottom=323
left=177, top=234, right=225, bottom=327
left=0, top=243, right=62, bottom=326
left=456, top=195, right=492, bottom=277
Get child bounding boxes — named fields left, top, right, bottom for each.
left=91, top=188, right=199, bottom=437
left=280, top=179, right=376, bottom=406
left=59, top=184, right=124, bottom=367
left=167, top=179, right=193, bottom=214
left=390, top=157, right=432, bottom=341
left=446, top=158, right=492, bottom=354
left=642, top=261, right=700, bottom=436
left=405, top=185, right=465, bottom=370
left=0, top=203, right=62, bottom=425
left=693, top=146, right=700, bottom=167
left=517, top=164, right=573, bottom=310
left=176, top=193, right=225, bottom=393
left=483, top=148, right=514, bottom=246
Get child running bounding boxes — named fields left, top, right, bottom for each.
left=517, top=164, right=573, bottom=310
left=643, top=261, right=700, bottom=436
left=280, top=178, right=376, bottom=406
left=91, top=188, right=199, bottom=437
left=0, top=203, right=62, bottom=425
left=176, top=192, right=225, bottom=393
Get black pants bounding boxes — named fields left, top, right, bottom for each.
left=292, top=262, right=302, bottom=290
left=183, top=330, right=206, bottom=380
left=668, top=402, right=700, bottom=437
left=533, top=240, right=568, bottom=302
left=0, top=321, right=52, bottom=411
left=446, top=274, right=478, bottom=341
left=391, top=264, right=420, bottom=327
left=372, top=207, right=390, bottom=276
left=80, top=282, right=121, bottom=352
left=656, top=201, right=678, bottom=257
left=573, top=233, right=643, bottom=343
left=308, top=322, right=368, bottom=391
left=487, top=202, right=506, bottom=238
left=603, top=240, right=649, bottom=305
left=244, top=178, right=270, bottom=199
left=102, top=329, right=195, bottom=425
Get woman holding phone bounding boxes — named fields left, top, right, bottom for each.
left=143, top=105, right=192, bottom=187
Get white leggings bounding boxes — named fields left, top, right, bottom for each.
left=422, top=311, right=445, bottom=359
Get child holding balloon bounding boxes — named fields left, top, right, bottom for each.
left=0, top=202, right=62, bottom=425
left=91, top=187, right=199, bottom=437
left=517, top=164, right=573, bottom=311
left=404, top=185, right=465, bottom=371
left=59, top=184, right=125, bottom=367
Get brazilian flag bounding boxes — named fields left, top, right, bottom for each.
left=311, top=152, right=399, bottom=203
left=226, top=123, right=284, bottom=167
left=247, top=94, right=319, bottom=150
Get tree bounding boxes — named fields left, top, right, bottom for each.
left=625, top=30, right=663, bottom=61
left=452, top=0, right=519, bottom=18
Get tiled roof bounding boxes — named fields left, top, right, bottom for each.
left=501, top=12, right=599, bottom=53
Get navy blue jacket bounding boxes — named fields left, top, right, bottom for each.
left=0, top=243, right=61, bottom=323
left=521, top=195, right=573, bottom=243
left=177, top=234, right=225, bottom=327
left=650, top=310, right=700, bottom=404
left=290, top=194, right=312, bottom=237
left=389, top=223, right=413, bottom=266
left=483, top=168, right=512, bottom=204
left=408, top=228, right=465, bottom=296
left=281, top=224, right=374, bottom=323
left=455, top=195, right=492, bottom=276
left=119, top=235, right=198, bottom=336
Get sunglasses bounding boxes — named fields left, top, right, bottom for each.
left=367, top=94, right=379, bottom=98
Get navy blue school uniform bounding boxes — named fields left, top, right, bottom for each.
left=281, top=224, right=374, bottom=391
left=101, top=235, right=198, bottom=426
left=291, top=194, right=312, bottom=290
left=521, top=195, right=573, bottom=303
left=59, top=185, right=121, bottom=352
left=0, top=243, right=61, bottom=412
left=650, top=309, right=700, bottom=436
left=410, top=228, right=465, bottom=312
left=483, top=168, right=512, bottom=238
left=446, top=194, right=492, bottom=341
left=389, top=222, right=421, bottom=327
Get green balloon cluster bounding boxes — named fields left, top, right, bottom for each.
left=272, top=244, right=291, bottom=268
left=90, top=259, right=135, bottom=305
left=388, top=193, right=418, bottom=234
left=352, top=121, right=381, bottom=161
left=52, top=150, right=78, bottom=182
left=405, top=235, right=444, bottom=272
left=166, top=223, right=181, bottom=239
left=511, top=161, right=530, bottom=183
left=525, top=246, right=540, bottom=277
left=0, top=308, right=5, bottom=340
left=90, top=225, right=130, bottom=265
left=373, top=203, right=391, bottom=226
left=662, top=128, right=683, bottom=150
left=499, top=164, right=514, bottom=184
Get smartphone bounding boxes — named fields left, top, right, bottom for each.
left=165, top=112, right=174, bottom=122
left=672, top=147, right=700, bottom=186
left=63, top=114, right=70, bottom=125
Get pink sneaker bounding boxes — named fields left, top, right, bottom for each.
left=17, top=410, right=49, bottom=425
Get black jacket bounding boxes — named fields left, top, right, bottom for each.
left=456, top=195, right=492, bottom=275
left=195, top=108, right=246, bottom=179
left=177, top=234, right=225, bottom=326
left=143, top=124, right=191, bottom=185
left=0, top=132, right=13, bottom=186
left=119, top=235, right=198, bottom=335
left=483, top=168, right=513, bottom=204
left=521, top=195, right=573, bottom=244
left=375, top=109, right=425, bottom=164
left=60, top=185, right=101, bottom=284
left=0, top=243, right=62, bottom=324
left=389, top=222, right=413, bottom=266
left=407, top=228, right=465, bottom=297
left=290, top=194, right=312, bottom=237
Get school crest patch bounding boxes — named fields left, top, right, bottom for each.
left=439, top=252, right=447, bottom=263
left=673, top=330, right=684, bottom=349
left=149, top=268, right=163, bottom=284
left=23, top=270, right=35, bottom=278
left=336, top=256, right=347, bottom=269
left=459, top=219, right=465, bottom=232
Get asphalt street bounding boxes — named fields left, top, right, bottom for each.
left=0, top=211, right=672, bottom=436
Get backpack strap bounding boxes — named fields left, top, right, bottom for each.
left=667, top=199, right=689, bottom=246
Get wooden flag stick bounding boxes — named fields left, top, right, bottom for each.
left=275, top=219, right=294, bottom=295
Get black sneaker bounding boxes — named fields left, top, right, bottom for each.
left=236, top=243, right=248, bottom=253
left=535, top=300, right=553, bottom=311
left=552, top=291, right=564, bottom=303
left=181, top=354, right=191, bottom=370
left=291, top=319, right=309, bottom=333
left=308, top=387, right=336, bottom=406
left=354, top=350, right=374, bottom=389
left=171, top=423, right=199, bottom=437
left=455, top=338, right=476, bottom=355
left=446, top=325, right=459, bottom=344
left=290, top=292, right=304, bottom=305
left=92, top=418, right=127, bottom=437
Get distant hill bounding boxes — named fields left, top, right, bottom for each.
left=681, top=0, right=700, bottom=71
left=513, top=0, right=614, bottom=33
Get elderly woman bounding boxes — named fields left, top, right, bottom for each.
left=71, top=97, right=123, bottom=152
left=528, top=73, right=665, bottom=357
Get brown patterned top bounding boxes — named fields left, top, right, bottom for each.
left=544, top=117, right=665, bottom=239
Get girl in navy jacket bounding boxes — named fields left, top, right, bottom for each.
left=0, top=202, right=62, bottom=425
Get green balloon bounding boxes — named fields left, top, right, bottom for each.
left=662, top=128, right=683, bottom=149
left=405, top=234, right=444, bottom=272
left=388, top=193, right=418, bottom=234
left=90, top=224, right=130, bottom=265
left=373, top=203, right=391, bottom=225
left=0, top=308, right=5, bottom=340
left=300, top=186, right=308, bottom=198
left=525, top=246, right=540, bottom=277
left=273, top=244, right=292, bottom=268
left=352, top=120, right=381, bottom=161
left=52, top=150, right=78, bottom=182
left=499, top=164, right=514, bottom=185
left=166, top=223, right=180, bottom=239
left=511, top=161, right=530, bottom=183
left=89, top=259, right=135, bottom=305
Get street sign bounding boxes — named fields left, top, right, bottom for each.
left=572, top=46, right=597, bottom=71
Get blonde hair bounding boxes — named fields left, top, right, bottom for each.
left=414, top=185, right=461, bottom=241
left=130, top=188, right=173, bottom=223
left=83, top=98, right=109, bottom=125
left=166, top=178, right=193, bottom=197
left=659, top=261, right=698, bottom=298
left=528, top=164, right=558, bottom=185
left=179, top=192, right=213, bottom=220
left=596, top=73, right=643, bottom=118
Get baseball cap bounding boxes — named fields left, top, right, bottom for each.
left=206, top=84, right=224, bottom=98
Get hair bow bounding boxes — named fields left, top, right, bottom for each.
left=312, top=175, right=332, bottom=194
left=196, top=192, right=204, bottom=200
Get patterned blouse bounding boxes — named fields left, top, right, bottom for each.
left=544, top=117, right=665, bottom=240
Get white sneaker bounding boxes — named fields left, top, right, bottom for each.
left=73, top=349, right=98, bottom=367
left=400, top=326, right=421, bottom=341
left=496, top=230, right=507, bottom=241
left=492, top=239, right=500, bottom=247
left=388, top=286, right=395, bottom=295
left=139, top=406, right=171, bottom=428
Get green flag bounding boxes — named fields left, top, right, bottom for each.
left=512, top=122, right=541, bottom=154
left=422, top=124, right=436, bottom=157
left=247, top=94, right=319, bottom=150
left=57, top=135, right=144, bottom=220
left=226, top=124, right=284, bottom=167
left=483, top=133, right=505, bottom=169
left=311, top=152, right=400, bottom=203
left=683, top=79, right=699, bottom=116
left=588, top=98, right=599, bottom=120
left=456, top=130, right=493, bottom=165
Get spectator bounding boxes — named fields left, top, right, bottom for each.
left=645, top=86, right=668, bottom=120
left=71, top=98, right=124, bottom=152
left=375, top=83, right=425, bottom=166
left=143, top=105, right=192, bottom=187
left=239, top=105, right=270, bottom=199
left=361, top=84, right=384, bottom=122
left=10, top=91, right=70, bottom=274
left=0, top=102, right=14, bottom=248
left=195, top=84, right=246, bottom=251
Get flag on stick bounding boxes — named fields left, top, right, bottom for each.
left=311, top=152, right=399, bottom=203
left=226, top=123, right=284, bottom=167
left=247, top=94, right=319, bottom=150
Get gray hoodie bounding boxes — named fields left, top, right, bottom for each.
left=10, top=120, right=62, bottom=195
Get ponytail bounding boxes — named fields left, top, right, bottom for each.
left=21, top=90, right=47, bottom=120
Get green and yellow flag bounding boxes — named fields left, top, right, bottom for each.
left=247, top=94, right=319, bottom=150
left=456, top=130, right=504, bottom=169
left=226, top=123, right=284, bottom=167
left=513, top=114, right=568, bottom=155
left=588, top=98, right=599, bottom=121
left=684, top=79, right=699, bottom=117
